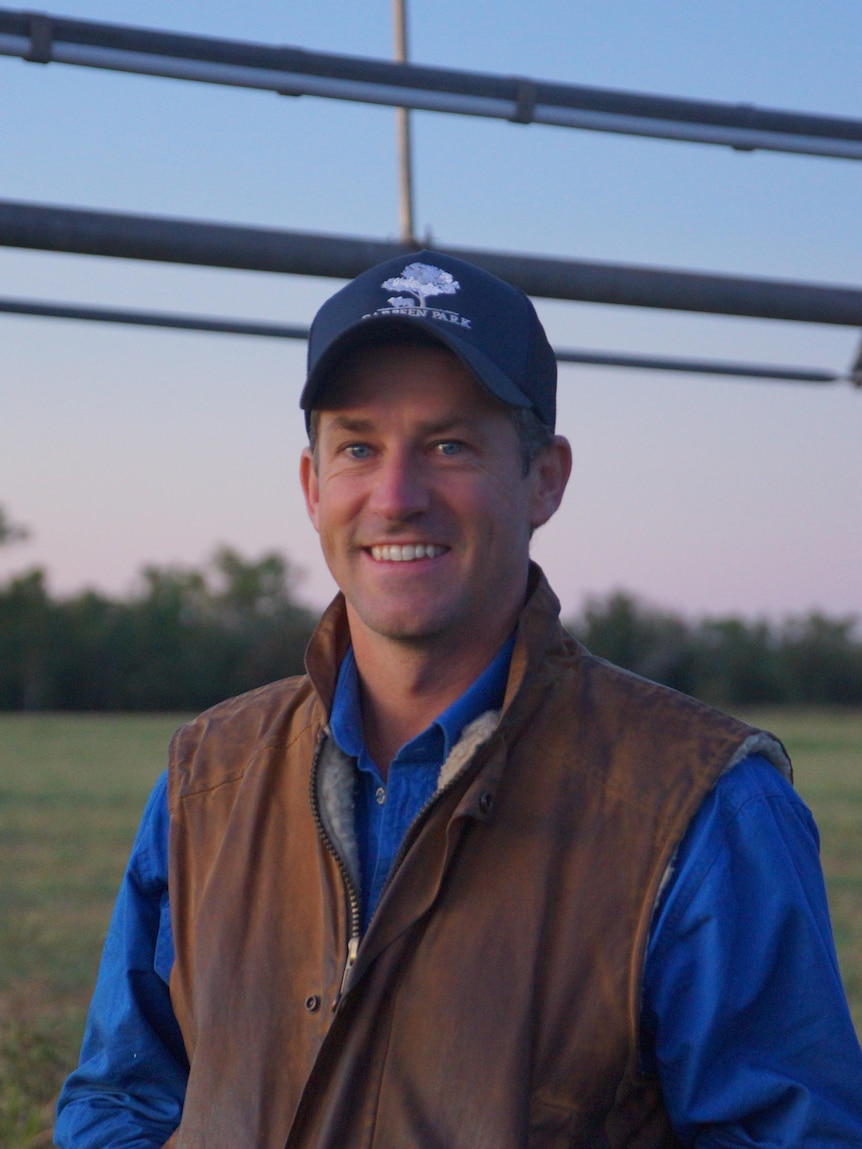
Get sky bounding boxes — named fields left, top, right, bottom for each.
left=1, top=0, right=860, bottom=623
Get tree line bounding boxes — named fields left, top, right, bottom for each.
left=1, top=505, right=860, bottom=710
left=0, top=547, right=317, bottom=711
left=566, top=591, right=862, bottom=708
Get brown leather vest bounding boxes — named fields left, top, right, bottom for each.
left=166, top=568, right=788, bottom=1149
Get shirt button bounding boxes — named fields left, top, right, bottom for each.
left=375, top=786, right=386, bottom=805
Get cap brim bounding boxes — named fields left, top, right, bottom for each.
left=301, top=314, right=532, bottom=415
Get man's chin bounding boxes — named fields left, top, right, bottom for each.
left=368, top=619, right=448, bottom=646
left=349, top=604, right=455, bottom=647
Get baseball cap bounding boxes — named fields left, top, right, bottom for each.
left=300, top=250, right=557, bottom=429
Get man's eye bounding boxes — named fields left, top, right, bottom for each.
left=435, top=440, right=464, bottom=456
left=345, top=444, right=373, bottom=459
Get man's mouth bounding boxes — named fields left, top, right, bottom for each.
left=369, top=544, right=447, bottom=563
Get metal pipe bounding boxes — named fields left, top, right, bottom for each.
left=0, top=295, right=844, bottom=385
left=0, top=296, right=309, bottom=339
left=3, top=10, right=862, bottom=160
left=3, top=199, right=862, bottom=327
left=553, top=347, right=839, bottom=383
left=393, top=0, right=415, bottom=244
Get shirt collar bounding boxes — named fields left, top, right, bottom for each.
left=330, top=636, right=515, bottom=766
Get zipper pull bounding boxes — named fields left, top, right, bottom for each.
left=333, top=934, right=359, bottom=1009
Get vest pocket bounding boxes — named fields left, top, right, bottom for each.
left=529, top=1096, right=607, bottom=1148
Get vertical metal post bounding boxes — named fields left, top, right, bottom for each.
left=393, top=0, right=415, bottom=244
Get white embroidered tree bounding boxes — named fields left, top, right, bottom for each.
left=382, top=262, right=460, bottom=309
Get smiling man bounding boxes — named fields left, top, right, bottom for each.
left=56, top=252, right=862, bottom=1148
left=300, top=338, right=570, bottom=771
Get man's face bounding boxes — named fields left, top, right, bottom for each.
left=300, top=342, right=559, bottom=658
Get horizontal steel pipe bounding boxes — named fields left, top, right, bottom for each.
left=553, top=348, right=838, bottom=383
left=2, top=9, right=862, bottom=159
left=0, top=296, right=310, bottom=339
left=0, top=295, right=843, bottom=384
left=2, top=199, right=862, bottom=327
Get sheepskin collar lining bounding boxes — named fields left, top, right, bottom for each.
left=316, top=710, right=501, bottom=894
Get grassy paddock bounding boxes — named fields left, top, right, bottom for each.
left=1, top=709, right=861, bottom=1146
left=0, top=714, right=185, bottom=1148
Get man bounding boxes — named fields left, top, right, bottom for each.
left=56, top=251, right=862, bottom=1147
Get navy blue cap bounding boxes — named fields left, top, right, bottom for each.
left=300, top=250, right=557, bottom=429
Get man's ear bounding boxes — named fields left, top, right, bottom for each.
left=299, top=447, right=321, bottom=533
left=528, top=435, right=572, bottom=530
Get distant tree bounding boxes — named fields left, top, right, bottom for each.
left=211, top=546, right=299, bottom=624
left=565, top=592, right=862, bottom=707
left=780, top=612, right=862, bottom=704
left=49, top=589, right=123, bottom=710
left=0, top=505, right=29, bottom=546
left=100, top=549, right=316, bottom=710
left=0, top=569, right=54, bottom=708
left=206, top=546, right=317, bottom=700
left=691, top=617, right=785, bottom=706
left=3, top=556, right=861, bottom=710
left=0, top=545, right=318, bottom=711
left=569, top=591, right=697, bottom=695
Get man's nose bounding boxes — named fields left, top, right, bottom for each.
left=369, top=451, right=430, bottom=519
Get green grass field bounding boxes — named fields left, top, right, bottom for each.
left=1, top=709, right=861, bottom=1147
left=0, top=714, right=183, bottom=1148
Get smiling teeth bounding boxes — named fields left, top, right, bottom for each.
left=370, top=544, right=446, bottom=562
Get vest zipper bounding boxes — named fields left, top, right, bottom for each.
left=308, top=731, right=362, bottom=1009
left=339, top=935, right=359, bottom=998
left=311, top=725, right=497, bottom=1004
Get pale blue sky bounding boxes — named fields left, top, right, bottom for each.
left=1, top=1, right=860, bottom=620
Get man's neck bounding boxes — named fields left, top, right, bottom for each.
left=347, top=622, right=514, bottom=780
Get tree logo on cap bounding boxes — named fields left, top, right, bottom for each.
left=382, top=262, right=460, bottom=310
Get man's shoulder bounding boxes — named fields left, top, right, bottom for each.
left=543, top=628, right=791, bottom=781
left=168, top=674, right=322, bottom=802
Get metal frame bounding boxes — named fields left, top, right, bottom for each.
left=3, top=8, right=862, bottom=160
left=1, top=295, right=855, bottom=387
left=2, top=10, right=860, bottom=387
left=4, top=200, right=862, bottom=328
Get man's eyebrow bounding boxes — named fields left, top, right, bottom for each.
left=325, top=414, right=376, bottom=434
left=420, top=415, right=475, bottom=436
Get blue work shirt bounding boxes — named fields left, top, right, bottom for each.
left=55, top=647, right=862, bottom=1147
left=329, top=639, right=514, bottom=929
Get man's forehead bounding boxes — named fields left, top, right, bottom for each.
left=318, top=407, right=479, bottom=434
